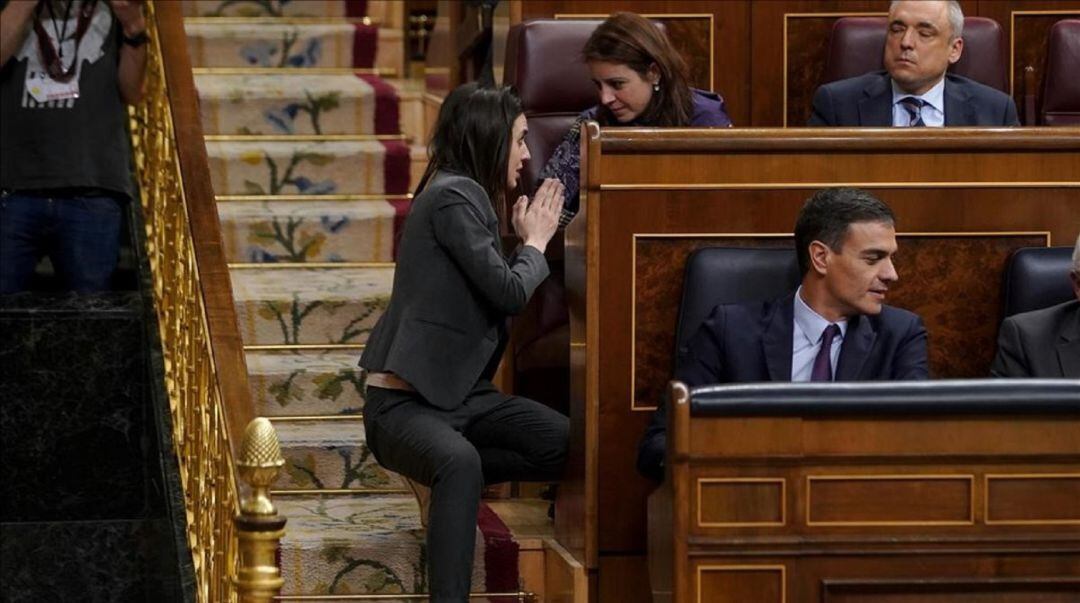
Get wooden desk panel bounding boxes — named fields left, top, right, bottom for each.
left=556, top=127, right=1080, bottom=581
left=657, top=390, right=1080, bottom=603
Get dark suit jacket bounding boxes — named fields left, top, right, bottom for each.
left=991, top=299, right=1080, bottom=378
left=808, top=71, right=1019, bottom=127
left=637, top=294, right=929, bottom=481
left=360, top=171, right=549, bottom=410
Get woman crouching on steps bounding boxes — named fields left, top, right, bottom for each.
left=359, top=83, right=569, bottom=603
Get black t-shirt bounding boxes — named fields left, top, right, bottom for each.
left=0, top=0, right=134, bottom=199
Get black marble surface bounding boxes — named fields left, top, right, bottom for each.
left=0, top=293, right=151, bottom=521
left=0, top=518, right=184, bottom=602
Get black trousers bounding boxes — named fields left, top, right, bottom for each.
left=363, top=380, right=569, bottom=602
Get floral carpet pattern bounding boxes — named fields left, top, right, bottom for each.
left=195, top=73, right=395, bottom=136
left=219, top=200, right=398, bottom=263
left=186, top=1, right=520, bottom=597
left=246, top=351, right=366, bottom=416
left=186, top=21, right=379, bottom=68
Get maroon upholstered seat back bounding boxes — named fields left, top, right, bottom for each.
left=822, top=16, right=1008, bottom=93
left=503, top=19, right=602, bottom=196
left=1040, top=19, right=1080, bottom=126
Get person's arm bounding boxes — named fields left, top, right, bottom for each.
left=432, top=178, right=563, bottom=315
left=1003, top=96, right=1020, bottom=127
left=636, top=306, right=728, bottom=482
left=891, top=314, right=930, bottom=379
left=0, top=0, right=36, bottom=68
left=807, top=85, right=835, bottom=127
left=990, top=318, right=1031, bottom=377
left=537, top=119, right=582, bottom=226
left=111, top=0, right=147, bottom=104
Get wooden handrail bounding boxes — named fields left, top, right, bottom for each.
left=131, top=2, right=263, bottom=600
left=155, top=0, right=255, bottom=454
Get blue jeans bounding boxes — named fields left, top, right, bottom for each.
left=0, top=192, right=123, bottom=294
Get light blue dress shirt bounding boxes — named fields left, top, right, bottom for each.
left=791, top=286, right=848, bottom=381
left=891, top=76, right=946, bottom=127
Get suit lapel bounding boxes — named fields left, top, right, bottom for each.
left=836, top=314, right=877, bottom=380
left=858, top=73, right=894, bottom=127
left=944, top=77, right=976, bottom=126
left=1056, top=306, right=1080, bottom=378
left=763, top=295, right=795, bottom=381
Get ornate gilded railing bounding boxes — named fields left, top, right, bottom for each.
left=128, top=2, right=266, bottom=601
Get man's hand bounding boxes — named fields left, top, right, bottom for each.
left=109, top=0, right=146, bottom=37
left=512, top=178, right=564, bottom=254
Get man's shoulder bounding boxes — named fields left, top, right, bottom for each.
left=866, top=304, right=924, bottom=334
left=817, top=71, right=890, bottom=96
left=1005, top=299, right=1079, bottom=334
left=944, top=73, right=1012, bottom=103
left=711, top=295, right=789, bottom=325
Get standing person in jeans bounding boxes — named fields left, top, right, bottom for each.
left=359, top=83, right=569, bottom=602
left=0, top=0, right=148, bottom=293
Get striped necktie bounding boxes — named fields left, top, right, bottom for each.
left=898, top=96, right=927, bottom=127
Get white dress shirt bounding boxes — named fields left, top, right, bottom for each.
left=891, top=76, right=946, bottom=127
left=791, top=286, right=848, bottom=381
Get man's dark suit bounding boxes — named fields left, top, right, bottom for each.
left=808, top=71, right=1019, bottom=127
left=636, top=293, right=929, bottom=481
left=991, top=300, right=1080, bottom=378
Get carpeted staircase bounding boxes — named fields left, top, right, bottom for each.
left=182, top=1, right=523, bottom=599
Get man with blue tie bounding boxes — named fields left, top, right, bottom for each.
left=808, top=0, right=1018, bottom=127
left=637, top=188, right=929, bottom=481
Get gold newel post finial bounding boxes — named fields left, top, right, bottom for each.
left=235, top=418, right=287, bottom=603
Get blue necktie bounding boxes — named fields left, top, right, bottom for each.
left=898, top=96, right=926, bottom=127
left=810, top=324, right=841, bottom=382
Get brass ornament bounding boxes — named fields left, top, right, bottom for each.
left=237, top=418, right=285, bottom=516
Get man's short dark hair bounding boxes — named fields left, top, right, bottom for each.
left=794, top=188, right=896, bottom=275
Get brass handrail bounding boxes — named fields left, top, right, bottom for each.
left=129, top=2, right=261, bottom=600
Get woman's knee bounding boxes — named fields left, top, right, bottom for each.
left=433, top=440, right=483, bottom=486
left=536, top=414, right=570, bottom=473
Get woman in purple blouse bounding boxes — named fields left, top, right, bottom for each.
left=538, top=12, right=733, bottom=226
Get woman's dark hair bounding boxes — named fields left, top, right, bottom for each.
left=416, top=83, right=523, bottom=223
left=583, top=12, right=694, bottom=127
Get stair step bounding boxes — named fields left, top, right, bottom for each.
left=278, top=495, right=507, bottom=596
left=185, top=20, right=379, bottom=69
left=219, top=199, right=408, bottom=263
left=205, top=140, right=410, bottom=196
left=183, top=0, right=355, bottom=18
left=273, top=419, right=402, bottom=491
left=248, top=351, right=366, bottom=417
left=231, top=267, right=393, bottom=346
left=194, top=73, right=398, bottom=136
left=181, top=1, right=404, bottom=26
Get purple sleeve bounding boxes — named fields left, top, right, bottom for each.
left=537, top=118, right=584, bottom=226
left=691, top=89, right=734, bottom=127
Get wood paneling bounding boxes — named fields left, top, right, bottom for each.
left=696, top=564, right=785, bottom=603
left=986, top=475, right=1080, bottom=523
left=559, top=127, right=1080, bottom=597
left=807, top=475, right=974, bottom=525
left=516, top=1, right=752, bottom=126
left=697, top=479, right=786, bottom=527
left=660, top=394, right=1080, bottom=602
left=511, top=0, right=1080, bottom=126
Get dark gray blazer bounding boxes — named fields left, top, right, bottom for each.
left=360, top=171, right=550, bottom=409
left=991, top=299, right=1080, bottom=378
left=808, top=71, right=1019, bottom=127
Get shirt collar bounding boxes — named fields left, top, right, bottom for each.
left=794, top=286, right=849, bottom=346
left=891, top=75, right=946, bottom=114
